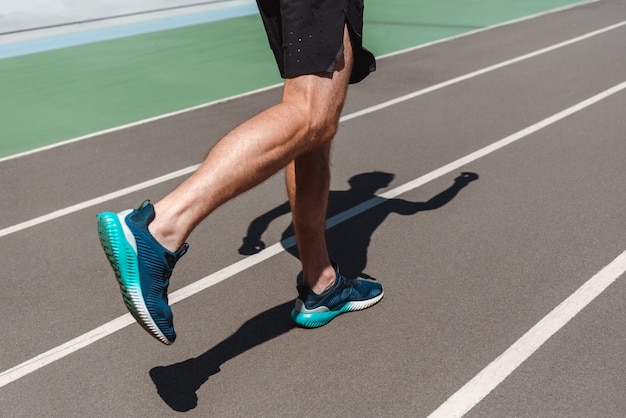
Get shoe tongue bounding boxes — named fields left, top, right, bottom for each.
left=138, top=200, right=156, bottom=223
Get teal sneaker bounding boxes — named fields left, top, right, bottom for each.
left=291, top=263, right=383, bottom=328
left=97, top=201, right=188, bottom=345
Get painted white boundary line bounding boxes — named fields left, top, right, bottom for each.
left=0, top=165, right=199, bottom=238
left=0, top=83, right=282, bottom=164
left=428, top=249, right=626, bottom=418
left=2, top=19, right=625, bottom=239
left=0, top=0, right=598, bottom=164
left=377, top=0, right=600, bottom=60
left=0, top=0, right=257, bottom=45
left=1, top=78, right=625, bottom=389
left=341, top=19, right=626, bottom=123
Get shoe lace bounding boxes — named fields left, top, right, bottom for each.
left=336, top=274, right=360, bottom=290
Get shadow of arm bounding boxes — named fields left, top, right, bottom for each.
left=392, top=172, right=479, bottom=215
left=239, top=201, right=292, bottom=255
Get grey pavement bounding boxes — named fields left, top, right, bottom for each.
left=1, top=1, right=625, bottom=416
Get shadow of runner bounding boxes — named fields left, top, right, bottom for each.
left=240, top=171, right=479, bottom=278
left=150, top=172, right=479, bottom=411
left=149, top=300, right=294, bottom=412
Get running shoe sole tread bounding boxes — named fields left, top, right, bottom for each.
left=290, top=291, right=384, bottom=328
left=97, top=212, right=172, bottom=345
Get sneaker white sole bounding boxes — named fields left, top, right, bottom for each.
left=97, top=211, right=173, bottom=345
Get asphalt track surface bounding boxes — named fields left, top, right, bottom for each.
left=2, top=1, right=626, bottom=416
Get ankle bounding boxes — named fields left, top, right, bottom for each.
left=148, top=209, right=186, bottom=252
left=305, top=264, right=336, bottom=295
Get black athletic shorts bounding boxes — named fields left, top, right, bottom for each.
left=256, top=0, right=376, bottom=84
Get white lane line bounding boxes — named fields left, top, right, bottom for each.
left=0, top=83, right=282, bottom=164
left=1, top=19, right=625, bottom=239
left=0, top=1, right=259, bottom=58
left=0, top=165, right=200, bottom=238
left=1, top=78, right=625, bottom=389
left=0, top=1, right=257, bottom=43
left=428, top=249, right=626, bottom=418
left=0, top=316, right=136, bottom=388
left=342, top=19, right=626, bottom=123
left=376, top=0, right=600, bottom=61
left=0, top=0, right=600, bottom=164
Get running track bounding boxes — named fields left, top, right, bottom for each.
left=1, top=1, right=626, bottom=416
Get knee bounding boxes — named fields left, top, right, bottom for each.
left=310, top=116, right=339, bottom=145
left=283, top=82, right=343, bottom=147
left=300, top=105, right=340, bottom=146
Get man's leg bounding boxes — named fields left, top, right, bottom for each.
left=287, top=26, right=383, bottom=328
left=97, top=25, right=357, bottom=343
left=286, top=142, right=334, bottom=294
left=149, top=27, right=353, bottom=258
left=285, top=25, right=354, bottom=294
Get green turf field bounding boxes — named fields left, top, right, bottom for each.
left=0, top=0, right=584, bottom=158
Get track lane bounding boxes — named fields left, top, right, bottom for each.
left=2, top=1, right=626, bottom=416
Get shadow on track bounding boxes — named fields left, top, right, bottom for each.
left=149, top=171, right=478, bottom=412
left=240, top=171, right=479, bottom=278
left=149, top=300, right=294, bottom=412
